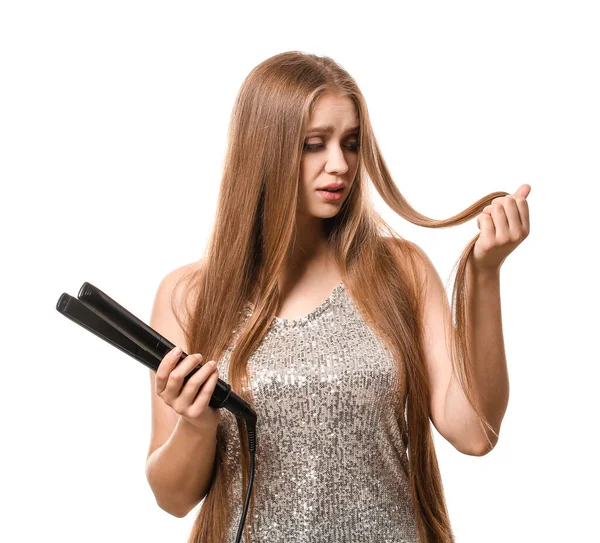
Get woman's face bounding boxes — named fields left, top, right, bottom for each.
left=297, top=92, right=360, bottom=220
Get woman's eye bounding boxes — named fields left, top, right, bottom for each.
left=302, top=141, right=360, bottom=152
left=303, top=143, right=323, bottom=151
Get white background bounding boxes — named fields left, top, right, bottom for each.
left=2, top=1, right=598, bottom=541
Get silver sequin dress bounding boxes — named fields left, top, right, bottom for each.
left=215, top=282, right=419, bottom=542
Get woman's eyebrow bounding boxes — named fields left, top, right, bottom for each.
left=306, top=124, right=360, bottom=135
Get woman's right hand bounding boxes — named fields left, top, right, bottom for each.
left=154, top=347, right=221, bottom=434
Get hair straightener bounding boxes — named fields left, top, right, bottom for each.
left=56, top=281, right=256, bottom=543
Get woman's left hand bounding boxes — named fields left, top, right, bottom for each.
left=471, top=184, right=531, bottom=273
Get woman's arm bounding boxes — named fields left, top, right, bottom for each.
left=145, top=262, right=218, bottom=517
left=402, top=239, right=509, bottom=456
left=444, top=261, right=509, bottom=455
left=146, top=414, right=217, bottom=517
left=445, top=185, right=530, bottom=454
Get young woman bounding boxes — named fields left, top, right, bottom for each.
left=144, top=51, right=530, bottom=543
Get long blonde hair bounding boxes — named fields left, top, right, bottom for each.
left=174, top=51, right=506, bottom=543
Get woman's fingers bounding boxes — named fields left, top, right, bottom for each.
left=155, top=346, right=184, bottom=394
left=175, top=361, right=218, bottom=409
left=185, top=364, right=221, bottom=419
left=154, top=346, right=221, bottom=432
left=156, top=350, right=202, bottom=400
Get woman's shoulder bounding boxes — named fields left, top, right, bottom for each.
left=380, top=235, right=428, bottom=263
left=380, top=236, right=435, bottom=291
left=158, top=259, right=205, bottom=317
left=163, top=259, right=204, bottom=284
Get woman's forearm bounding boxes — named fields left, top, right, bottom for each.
left=445, top=260, right=509, bottom=454
left=145, top=416, right=218, bottom=517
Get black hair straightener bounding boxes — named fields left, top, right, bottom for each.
left=56, top=282, right=256, bottom=543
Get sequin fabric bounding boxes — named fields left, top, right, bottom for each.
left=215, top=282, right=419, bottom=542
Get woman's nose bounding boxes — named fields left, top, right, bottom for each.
left=325, top=145, right=349, bottom=175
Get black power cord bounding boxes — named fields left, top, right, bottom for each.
left=235, top=418, right=257, bottom=543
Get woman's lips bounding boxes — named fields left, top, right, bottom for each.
left=317, top=188, right=344, bottom=201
